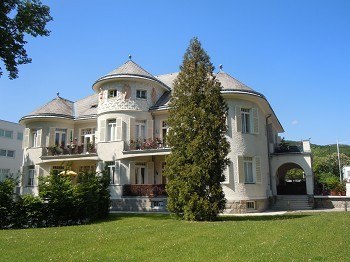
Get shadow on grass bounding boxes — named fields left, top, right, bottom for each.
left=218, top=214, right=310, bottom=222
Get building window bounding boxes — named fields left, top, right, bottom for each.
left=78, top=165, right=96, bottom=173
left=0, top=129, right=13, bottom=139
left=106, top=161, right=120, bottom=185
left=51, top=166, right=64, bottom=175
left=0, top=149, right=15, bottom=158
left=136, top=90, right=147, bottom=99
left=17, top=132, right=23, bottom=140
left=241, top=108, right=251, bottom=134
left=162, top=121, right=168, bottom=146
left=135, top=120, right=146, bottom=140
left=27, top=165, right=35, bottom=186
left=0, top=169, right=10, bottom=182
left=135, top=163, right=146, bottom=184
left=108, top=90, right=118, bottom=98
left=55, top=129, right=67, bottom=146
left=244, top=157, right=254, bottom=183
left=107, top=119, right=116, bottom=141
left=246, top=201, right=256, bottom=210
left=31, top=130, right=39, bottom=147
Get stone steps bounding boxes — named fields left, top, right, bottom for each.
left=273, top=195, right=313, bottom=211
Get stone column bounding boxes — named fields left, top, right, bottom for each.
left=305, top=171, right=314, bottom=195
left=346, top=182, right=350, bottom=197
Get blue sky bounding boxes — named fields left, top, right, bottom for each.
left=0, top=0, right=349, bottom=145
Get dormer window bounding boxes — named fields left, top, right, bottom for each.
left=136, top=90, right=147, bottom=99
left=108, top=90, right=118, bottom=98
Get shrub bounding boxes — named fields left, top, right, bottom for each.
left=0, top=178, right=17, bottom=228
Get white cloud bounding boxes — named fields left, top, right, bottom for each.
left=291, top=120, right=299, bottom=125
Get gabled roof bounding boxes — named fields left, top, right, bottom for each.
left=93, top=59, right=170, bottom=91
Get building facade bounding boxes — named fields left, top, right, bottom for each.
left=19, top=58, right=313, bottom=213
left=0, top=119, right=24, bottom=183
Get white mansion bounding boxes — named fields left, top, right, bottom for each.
left=19, top=58, right=313, bottom=213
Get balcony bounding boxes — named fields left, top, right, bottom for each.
left=123, top=184, right=167, bottom=197
left=125, top=138, right=167, bottom=151
left=41, top=144, right=98, bottom=162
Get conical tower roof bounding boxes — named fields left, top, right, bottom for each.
left=93, top=58, right=169, bottom=91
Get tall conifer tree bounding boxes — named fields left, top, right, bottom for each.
left=165, top=38, right=230, bottom=221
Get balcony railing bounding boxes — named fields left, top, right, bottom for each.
left=123, top=184, right=167, bottom=197
left=44, top=144, right=96, bottom=156
left=125, top=138, right=168, bottom=151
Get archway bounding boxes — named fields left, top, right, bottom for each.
left=276, top=163, right=306, bottom=195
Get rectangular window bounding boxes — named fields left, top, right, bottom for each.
left=51, top=165, right=64, bottom=175
left=108, top=90, right=118, bottom=98
left=17, top=132, right=23, bottom=140
left=78, top=165, right=96, bottom=173
left=31, top=130, right=38, bottom=147
left=135, top=120, right=146, bottom=140
left=106, top=161, right=120, bottom=185
left=55, top=129, right=67, bottom=146
left=0, top=169, right=10, bottom=182
left=246, top=201, right=256, bottom=209
left=27, top=165, right=35, bottom=186
left=0, top=129, right=13, bottom=138
left=241, top=108, right=251, bottom=134
left=6, top=150, right=14, bottom=158
left=136, top=90, right=147, bottom=99
left=108, top=119, right=116, bottom=141
left=0, top=129, right=4, bottom=137
left=244, top=157, right=254, bottom=183
left=0, top=149, right=6, bottom=156
left=135, top=163, right=146, bottom=184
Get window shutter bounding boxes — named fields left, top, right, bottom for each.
left=129, top=162, right=135, bottom=184
left=147, top=162, right=154, bottom=184
left=235, top=106, right=242, bottom=132
left=49, top=128, right=56, bottom=147
left=99, top=120, right=106, bottom=142
left=129, top=117, right=135, bottom=141
left=35, top=165, right=40, bottom=186
left=36, top=129, right=42, bottom=147
left=255, top=156, right=262, bottom=184
left=23, top=128, right=30, bottom=148
left=252, top=108, right=259, bottom=134
left=116, top=118, right=122, bottom=141
left=147, top=120, right=154, bottom=139
left=68, top=129, right=74, bottom=143
left=238, top=156, right=244, bottom=183
left=115, top=161, right=121, bottom=184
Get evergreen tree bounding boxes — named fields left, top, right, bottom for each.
left=165, top=38, right=230, bottom=221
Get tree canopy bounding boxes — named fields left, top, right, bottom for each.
left=164, top=37, right=230, bottom=221
left=0, top=0, right=52, bottom=79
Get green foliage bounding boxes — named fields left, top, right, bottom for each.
left=0, top=0, right=52, bottom=79
left=165, top=38, right=230, bottom=221
left=285, top=168, right=304, bottom=182
left=0, top=171, right=110, bottom=229
left=0, top=178, right=17, bottom=228
left=313, top=153, right=350, bottom=178
left=311, top=144, right=350, bottom=158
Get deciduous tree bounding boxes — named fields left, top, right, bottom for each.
left=0, top=0, right=52, bottom=79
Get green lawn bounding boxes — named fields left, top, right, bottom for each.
left=0, top=212, right=349, bottom=261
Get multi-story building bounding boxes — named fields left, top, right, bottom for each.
left=0, top=119, right=24, bottom=183
left=19, top=58, right=313, bottom=212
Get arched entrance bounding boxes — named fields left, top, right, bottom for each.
left=276, top=163, right=306, bottom=195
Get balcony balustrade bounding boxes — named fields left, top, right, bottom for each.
left=125, top=138, right=168, bottom=151
left=123, top=184, right=167, bottom=197
left=44, top=144, right=96, bottom=156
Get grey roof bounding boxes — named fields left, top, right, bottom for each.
left=24, top=96, right=74, bottom=119
left=155, top=71, right=253, bottom=91
left=21, top=94, right=98, bottom=121
left=74, top=93, right=98, bottom=119
left=93, top=60, right=169, bottom=90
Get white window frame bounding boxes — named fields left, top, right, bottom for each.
left=246, top=201, right=256, bottom=210
left=55, top=129, right=67, bottom=146
left=107, top=119, right=117, bottom=141
left=107, top=161, right=121, bottom=185
left=136, top=90, right=147, bottom=99
left=135, top=163, right=146, bottom=184
left=31, top=130, right=39, bottom=147
left=244, top=156, right=254, bottom=184
left=135, top=120, right=146, bottom=140
left=108, top=90, right=118, bottom=98
left=17, top=132, right=23, bottom=140
left=241, top=108, right=251, bottom=134
left=27, top=166, right=35, bottom=186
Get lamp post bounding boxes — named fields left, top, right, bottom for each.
left=337, top=140, right=349, bottom=182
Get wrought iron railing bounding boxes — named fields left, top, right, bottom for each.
left=45, top=144, right=96, bottom=156
left=125, top=138, right=168, bottom=151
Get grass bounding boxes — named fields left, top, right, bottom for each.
left=0, top=212, right=349, bottom=261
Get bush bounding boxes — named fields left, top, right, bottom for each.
left=0, top=178, right=17, bottom=228
left=14, top=195, right=45, bottom=228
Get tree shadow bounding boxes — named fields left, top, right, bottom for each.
left=218, top=214, right=310, bottom=222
